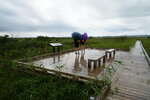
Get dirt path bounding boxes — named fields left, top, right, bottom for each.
left=105, top=41, right=150, bottom=100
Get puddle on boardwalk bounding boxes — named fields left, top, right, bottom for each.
left=33, top=48, right=128, bottom=78
left=33, top=48, right=106, bottom=77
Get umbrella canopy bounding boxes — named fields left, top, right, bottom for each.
left=72, top=32, right=82, bottom=40
left=82, top=32, right=88, bottom=40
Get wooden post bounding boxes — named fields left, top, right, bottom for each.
left=88, top=60, right=91, bottom=69
left=98, top=58, right=101, bottom=66
left=103, top=56, right=106, bottom=67
left=58, top=46, right=60, bottom=52
left=53, top=47, right=55, bottom=53
left=109, top=52, right=111, bottom=58
left=113, top=50, right=115, bottom=58
left=105, top=52, right=107, bottom=59
left=103, top=56, right=106, bottom=65
left=94, top=60, right=97, bottom=69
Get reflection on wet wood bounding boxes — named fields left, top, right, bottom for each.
left=22, top=48, right=117, bottom=80
left=88, top=67, right=103, bottom=77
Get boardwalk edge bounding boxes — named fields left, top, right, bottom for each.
left=140, top=41, right=150, bottom=66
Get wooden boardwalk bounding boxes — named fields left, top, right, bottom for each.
left=105, top=41, right=150, bottom=100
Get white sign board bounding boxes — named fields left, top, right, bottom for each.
left=50, top=43, right=62, bottom=47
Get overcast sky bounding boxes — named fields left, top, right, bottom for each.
left=0, top=0, right=150, bottom=37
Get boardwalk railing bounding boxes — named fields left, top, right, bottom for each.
left=140, top=41, right=150, bottom=66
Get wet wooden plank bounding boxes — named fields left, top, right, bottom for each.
left=105, top=41, right=150, bottom=100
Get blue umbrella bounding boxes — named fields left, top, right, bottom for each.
left=72, top=32, right=82, bottom=40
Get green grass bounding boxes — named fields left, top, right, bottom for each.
left=0, top=36, right=74, bottom=60
left=0, top=36, right=139, bottom=60
left=0, top=61, right=110, bottom=100
left=141, top=37, right=150, bottom=56
left=86, top=37, right=136, bottom=50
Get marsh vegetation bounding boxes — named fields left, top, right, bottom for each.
left=0, top=35, right=149, bottom=99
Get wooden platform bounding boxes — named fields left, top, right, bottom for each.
left=105, top=41, right=150, bottom=100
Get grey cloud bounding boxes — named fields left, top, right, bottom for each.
left=0, top=9, right=16, bottom=16
left=0, top=0, right=150, bottom=37
left=0, top=0, right=83, bottom=33
left=0, top=16, right=81, bottom=33
left=26, top=22, right=81, bottom=32
left=86, top=0, right=150, bottom=18
left=106, top=26, right=134, bottom=33
left=117, top=1, right=150, bottom=18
